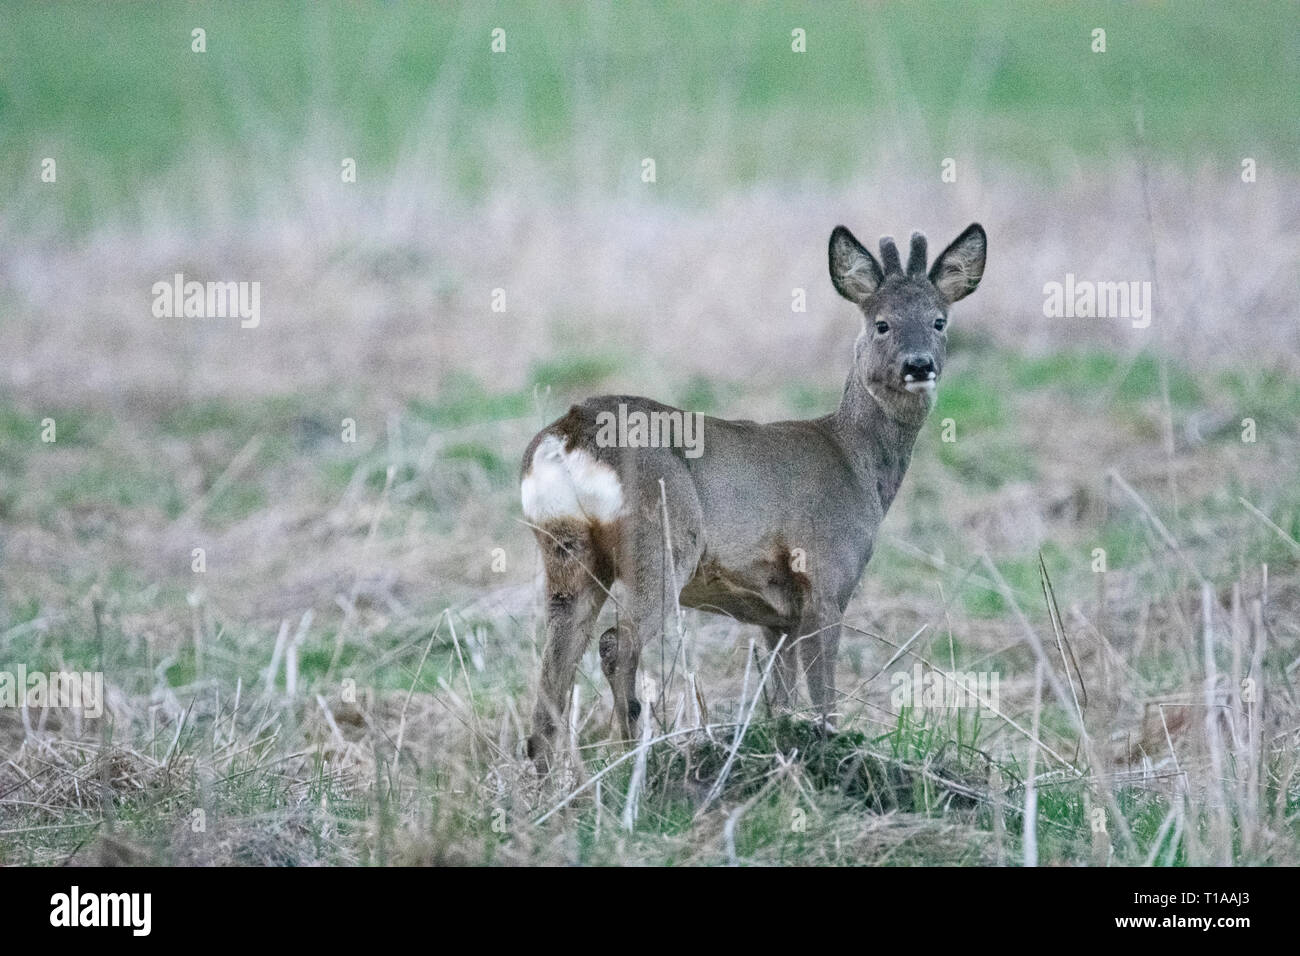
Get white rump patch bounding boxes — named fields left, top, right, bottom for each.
left=521, top=434, right=623, bottom=524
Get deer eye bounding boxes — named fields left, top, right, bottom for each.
left=934, top=317, right=947, bottom=331
left=874, top=321, right=890, bottom=335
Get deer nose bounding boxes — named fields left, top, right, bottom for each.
left=901, top=354, right=936, bottom=381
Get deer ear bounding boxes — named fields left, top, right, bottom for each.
left=928, top=223, right=986, bottom=303
left=829, top=226, right=884, bottom=305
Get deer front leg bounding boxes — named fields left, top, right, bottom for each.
left=762, top=626, right=800, bottom=711
left=797, top=608, right=842, bottom=731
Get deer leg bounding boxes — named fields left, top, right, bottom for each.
left=615, top=545, right=698, bottom=743
left=762, top=626, right=800, bottom=711
left=614, top=465, right=703, bottom=745
left=797, top=608, right=842, bottom=731
left=527, top=583, right=605, bottom=772
left=526, top=524, right=610, bottom=773
left=598, top=622, right=641, bottom=742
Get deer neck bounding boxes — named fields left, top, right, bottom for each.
left=831, top=365, right=927, bottom=513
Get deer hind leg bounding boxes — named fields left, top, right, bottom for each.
left=762, top=626, right=800, bottom=712
left=613, top=466, right=703, bottom=744
left=526, top=520, right=611, bottom=773
left=598, top=622, right=639, bottom=742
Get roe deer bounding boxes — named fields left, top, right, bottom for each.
left=520, top=223, right=987, bottom=771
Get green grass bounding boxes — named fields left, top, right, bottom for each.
left=1010, top=351, right=1202, bottom=407
left=784, top=382, right=841, bottom=418
left=931, top=357, right=1036, bottom=490
left=441, top=442, right=513, bottom=483
left=3, top=0, right=1296, bottom=228
left=528, top=354, right=621, bottom=393
left=1217, top=368, right=1300, bottom=435
left=154, top=396, right=313, bottom=439
left=408, top=374, right=532, bottom=429
left=679, top=376, right=745, bottom=415
left=0, top=404, right=100, bottom=447
left=959, top=552, right=1048, bottom=619
left=51, top=458, right=184, bottom=518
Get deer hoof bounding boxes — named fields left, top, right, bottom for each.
left=812, top=717, right=838, bottom=737
left=525, top=735, right=552, bottom=774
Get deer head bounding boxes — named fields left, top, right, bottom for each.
left=829, top=223, right=986, bottom=422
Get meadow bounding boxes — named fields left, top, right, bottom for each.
left=0, top=1, right=1298, bottom=866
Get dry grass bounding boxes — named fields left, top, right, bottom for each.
left=1, top=149, right=1298, bottom=864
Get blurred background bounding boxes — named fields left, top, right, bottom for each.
left=0, top=1, right=1298, bottom=866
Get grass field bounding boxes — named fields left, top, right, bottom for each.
left=1, top=1, right=1299, bottom=866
